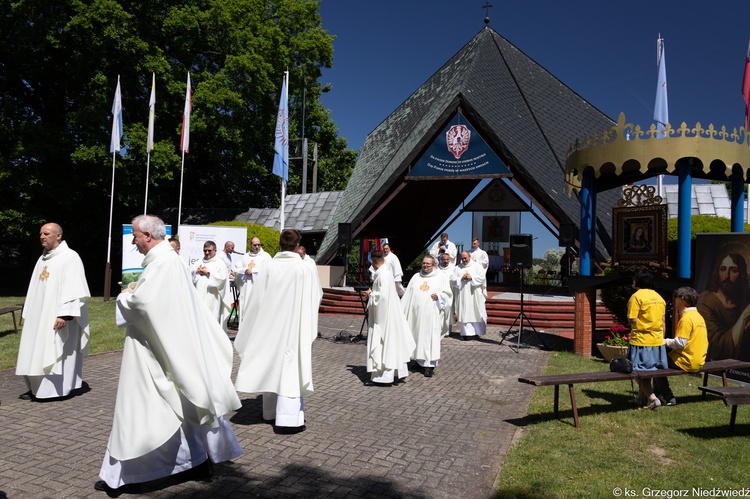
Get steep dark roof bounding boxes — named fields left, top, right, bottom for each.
left=317, top=26, right=621, bottom=265
left=235, top=191, right=343, bottom=233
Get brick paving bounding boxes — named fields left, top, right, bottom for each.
left=0, top=315, right=553, bottom=498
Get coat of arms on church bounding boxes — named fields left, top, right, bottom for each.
left=446, top=124, right=471, bottom=160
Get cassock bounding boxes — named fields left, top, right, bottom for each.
left=452, top=260, right=488, bottom=338
left=436, top=263, right=456, bottom=336
left=16, top=240, right=90, bottom=399
left=191, top=254, right=229, bottom=328
left=469, top=247, right=490, bottom=270
left=234, top=251, right=322, bottom=428
left=100, top=241, right=242, bottom=488
left=384, top=252, right=406, bottom=297
left=403, top=269, right=452, bottom=368
left=366, top=266, right=416, bottom=384
left=233, top=249, right=272, bottom=327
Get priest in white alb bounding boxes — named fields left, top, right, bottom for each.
left=16, top=222, right=90, bottom=400
left=436, top=252, right=456, bottom=336
left=234, top=229, right=322, bottom=434
left=382, top=242, right=406, bottom=297
left=402, top=255, right=452, bottom=378
left=363, top=251, right=415, bottom=386
left=469, top=237, right=489, bottom=270
left=233, top=236, right=272, bottom=326
left=452, top=251, right=488, bottom=340
left=191, top=241, right=229, bottom=328
left=97, top=215, right=242, bottom=494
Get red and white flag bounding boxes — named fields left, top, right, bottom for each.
left=180, top=72, right=191, bottom=153
left=742, top=38, right=750, bottom=128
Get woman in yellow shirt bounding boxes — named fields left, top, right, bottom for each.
left=627, top=270, right=668, bottom=409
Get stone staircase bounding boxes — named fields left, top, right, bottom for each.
left=319, top=287, right=619, bottom=341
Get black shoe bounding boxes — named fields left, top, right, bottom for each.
left=274, top=424, right=306, bottom=435
left=424, top=367, right=434, bottom=377
left=393, top=377, right=406, bottom=386
left=190, top=459, right=213, bottom=481
left=364, top=380, right=391, bottom=387
left=94, top=480, right=140, bottom=496
left=18, top=391, right=34, bottom=401
left=460, top=336, right=468, bottom=341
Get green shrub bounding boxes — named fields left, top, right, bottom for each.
left=208, top=221, right=280, bottom=256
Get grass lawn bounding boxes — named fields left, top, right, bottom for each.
left=0, top=296, right=123, bottom=370
left=495, top=347, right=750, bottom=497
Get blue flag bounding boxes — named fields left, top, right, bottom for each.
left=272, top=72, right=289, bottom=184
left=110, top=75, right=123, bottom=153
left=653, top=37, right=668, bottom=138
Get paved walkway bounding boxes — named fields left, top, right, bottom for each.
left=0, top=315, right=553, bottom=498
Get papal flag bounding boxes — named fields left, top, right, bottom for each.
left=180, top=72, right=191, bottom=153
left=272, top=72, right=289, bottom=184
left=110, top=75, right=123, bottom=153
left=653, top=36, right=668, bottom=138
left=146, top=73, right=156, bottom=152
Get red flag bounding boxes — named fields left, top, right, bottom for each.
left=180, top=73, right=191, bottom=153
left=743, top=39, right=750, bottom=128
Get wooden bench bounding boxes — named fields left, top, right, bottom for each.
left=0, top=305, right=23, bottom=334
left=698, top=385, right=750, bottom=432
left=518, top=359, right=750, bottom=428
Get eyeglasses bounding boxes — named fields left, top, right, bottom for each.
left=203, top=249, right=215, bottom=253
left=251, top=243, right=261, bottom=247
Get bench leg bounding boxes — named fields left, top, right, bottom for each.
left=722, top=372, right=728, bottom=386
left=730, top=405, right=737, bottom=433
left=12, top=310, right=19, bottom=334
left=568, top=384, right=579, bottom=428
left=553, top=385, right=559, bottom=419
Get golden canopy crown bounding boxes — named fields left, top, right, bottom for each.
left=565, top=112, right=750, bottom=195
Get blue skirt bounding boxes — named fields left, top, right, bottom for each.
left=628, top=345, right=668, bottom=371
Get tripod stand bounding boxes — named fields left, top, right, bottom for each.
left=500, top=265, right=549, bottom=351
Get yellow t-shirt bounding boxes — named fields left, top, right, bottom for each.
left=627, top=288, right=665, bottom=347
left=670, top=308, right=708, bottom=372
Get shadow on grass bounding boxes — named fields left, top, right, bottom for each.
left=679, top=423, right=750, bottom=438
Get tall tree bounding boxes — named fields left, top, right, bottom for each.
left=0, top=0, right=355, bottom=292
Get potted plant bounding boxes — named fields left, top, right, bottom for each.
left=597, top=324, right=630, bottom=361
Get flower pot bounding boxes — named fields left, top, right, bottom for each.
left=596, top=343, right=628, bottom=362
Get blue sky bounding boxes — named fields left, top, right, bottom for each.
left=318, top=1, right=750, bottom=256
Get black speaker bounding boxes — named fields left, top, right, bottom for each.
left=558, top=223, right=577, bottom=247
left=510, top=234, right=533, bottom=268
left=338, top=223, right=352, bottom=245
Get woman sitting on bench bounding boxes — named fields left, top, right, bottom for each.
left=627, top=270, right=668, bottom=410
left=653, top=287, right=709, bottom=406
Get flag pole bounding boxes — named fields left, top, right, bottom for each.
left=104, top=75, right=122, bottom=302
left=653, top=34, right=668, bottom=198
left=178, top=72, right=191, bottom=230
left=272, top=70, right=289, bottom=230
left=144, top=153, right=151, bottom=215
left=280, top=178, right=285, bottom=230
left=104, top=150, right=116, bottom=302
left=178, top=150, right=185, bottom=228
left=145, top=72, right=155, bottom=214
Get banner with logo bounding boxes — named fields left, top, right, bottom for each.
left=407, top=112, right=511, bottom=179
left=121, top=224, right=172, bottom=288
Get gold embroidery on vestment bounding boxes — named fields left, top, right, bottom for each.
left=39, top=266, right=50, bottom=282
left=419, top=281, right=430, bottom=292
left=247, top=260, right=256, bottom=270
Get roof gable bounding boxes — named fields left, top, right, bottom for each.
left=317, top=26, right=621, bottom=265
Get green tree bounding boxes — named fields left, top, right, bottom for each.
left=0, top=0, right=356, bottom=293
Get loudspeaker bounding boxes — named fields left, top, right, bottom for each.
left=510, top=234, right=533, bottom=268
left=338, top=223, right=352, bottom=245
left=558, top=223, right=577, bottom=247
